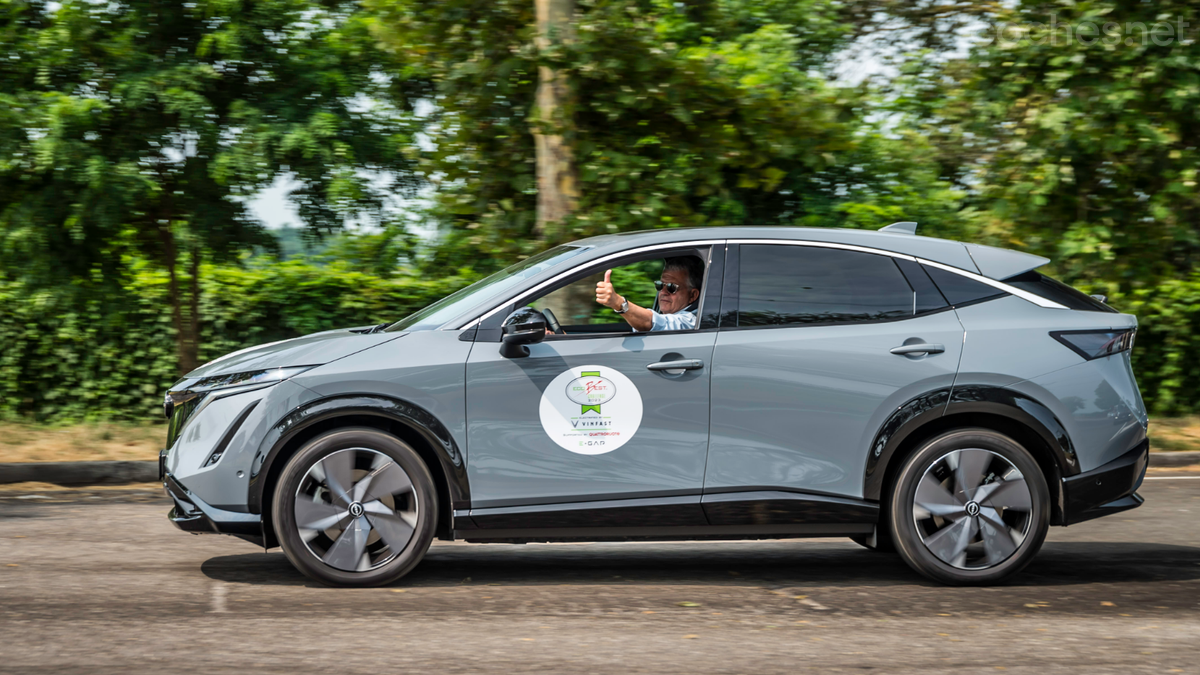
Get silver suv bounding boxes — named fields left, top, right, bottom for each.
left=161, top=224, right=1148, bottom=587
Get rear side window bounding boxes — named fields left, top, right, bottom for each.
left=923, top=265, right=1006, bottom=307
left=1002, top=271, right=1117, bottom=313
left=738, top=245, right=914, bottom=327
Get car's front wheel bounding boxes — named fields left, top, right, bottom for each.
left=889, top=428, right=1049, bottom=585
left=272, top=428, right=437, bottom=587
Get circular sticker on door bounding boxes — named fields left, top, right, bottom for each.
left=538, top=365, right=643, bottom=455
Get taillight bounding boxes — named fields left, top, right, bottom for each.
left=1051, top=329, right=1135, bottom=360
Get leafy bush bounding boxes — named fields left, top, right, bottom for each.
left=1105, top=279, right=1200, bottom=417
left=0, top=260, right=474, bottom=422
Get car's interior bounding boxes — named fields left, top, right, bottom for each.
left=527, top=251, right=708, bottom=336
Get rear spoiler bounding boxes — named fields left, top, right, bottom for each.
left=879, top=222, right=1049, bottom=280
left=963, top=243, right=1049, bottom=281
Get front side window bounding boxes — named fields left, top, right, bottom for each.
left=737, top=245, right=914, bottom=327
left=528, top=253, right=707, bottom=335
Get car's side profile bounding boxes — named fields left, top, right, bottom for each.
left=161, top=224, right=1148, bottom=586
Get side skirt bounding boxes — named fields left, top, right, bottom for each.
left=456, top=490, right=878, bottom=543
left=458, top=523, right=873, bottom=544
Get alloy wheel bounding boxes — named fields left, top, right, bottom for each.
left=912, top=448, right=1034, bottom=570
left=293, top=447, right=419, bottom=572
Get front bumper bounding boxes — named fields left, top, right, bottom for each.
left=1061, top=438, right=1148, bottom=526
left=164, top=473, right=264, bottom=546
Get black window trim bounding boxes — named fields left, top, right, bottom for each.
left=893, top=257, right=950, bottom=316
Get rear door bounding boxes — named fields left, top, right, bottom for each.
left=704, top=243, right=965, bottom=507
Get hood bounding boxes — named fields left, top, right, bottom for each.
left=182, top=328, right=407, bottom=380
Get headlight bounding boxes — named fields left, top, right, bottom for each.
left=164, top=367, right=314, bottom=446
left=189, top=366, right=315, bottom=393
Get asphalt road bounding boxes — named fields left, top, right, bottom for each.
left=1, top=476, right=1198, bottom=674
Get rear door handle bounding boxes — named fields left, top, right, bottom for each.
left=890, top=343, right=945, bottom=355
left=647, top=359, right=705, bottom=372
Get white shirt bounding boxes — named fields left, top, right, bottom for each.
left=633, top=307, right=698, bottom=333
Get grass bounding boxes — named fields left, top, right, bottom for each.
left=0, top=416, right=1197, bottom=464
left=0, top=422, right=164, bottom=463
left=1147, top=416, right=1200, bottom=453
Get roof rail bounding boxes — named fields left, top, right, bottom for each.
left=879, top=221, right=918, bottom=235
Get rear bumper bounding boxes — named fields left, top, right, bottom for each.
left=164, top=473, right=263, bottom=546
left=1061, top=439, right=1148, bottom=526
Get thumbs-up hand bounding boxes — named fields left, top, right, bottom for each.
left=595, top=269, right=619, bottom=309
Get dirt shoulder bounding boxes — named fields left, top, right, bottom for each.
left=1146, top=415, right=1200, bottom=451
left=0, top=423, right=163, bottom=463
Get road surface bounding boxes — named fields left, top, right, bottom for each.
left=1, top=475, right=1198, bottom=674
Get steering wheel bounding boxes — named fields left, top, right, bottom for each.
left=541, top=308, right=565, bottom=335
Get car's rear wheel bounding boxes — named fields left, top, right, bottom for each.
left=889, top=428, right=1049, bottom=585
left=272, top=428, right=437, bottom=587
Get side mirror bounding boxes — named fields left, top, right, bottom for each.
left=500, top=307, right=547, bottom=358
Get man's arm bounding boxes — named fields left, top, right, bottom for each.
left=595, top=269, right=654, bottom=332
left=644, top=309, right=696, bottom=332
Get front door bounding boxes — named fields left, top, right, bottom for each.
left=464, top=249, right=719, bottom=520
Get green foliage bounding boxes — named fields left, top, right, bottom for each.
left=1103, top=280, right=1200, bottom=416
left=367, top=0, right=962, bottom=273
left=0, top=0, right=423, bottom=372
left=0, top=0, right=418, bottom=278
left=899, top=0, right=1200, bottom=287
left=0, top=261, right=473, bottom=422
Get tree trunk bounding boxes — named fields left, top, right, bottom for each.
left=186, top=246, right=202, bottom=374
left=533, top=0, right=579, bottom=239
left=537, top=269, right=603, bottom=329
left=158, top=224, right=200, bottom=376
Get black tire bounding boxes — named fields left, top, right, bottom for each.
left=272, top=427, right=438, bottom=587
left=888, top=428, right=1049, bottom=586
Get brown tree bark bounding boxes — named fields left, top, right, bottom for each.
left=157, top=223, right=200, bottom=376
left=186, top=246, right=202, bottom=374
left=533, top=0, right=579, bottom=239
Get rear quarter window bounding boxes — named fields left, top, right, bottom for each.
left=922, top=265, right=1007, bottom=307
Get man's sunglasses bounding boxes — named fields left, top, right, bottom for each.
left=654, top=280, right=683, bottom=294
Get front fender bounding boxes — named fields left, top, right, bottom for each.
left=247, top=394, right=469, bottom=515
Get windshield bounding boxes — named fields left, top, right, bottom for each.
left=385, top=245, right=589, bottom=332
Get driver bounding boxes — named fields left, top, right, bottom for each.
left=595, top=256, right=703, bottom=332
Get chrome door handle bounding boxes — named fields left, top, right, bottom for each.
left=890, top=343, right=945, bottom=355
left=646, top=359, right=705, bottom=372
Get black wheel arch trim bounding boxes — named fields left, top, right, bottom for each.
left=864, top=385, right=1080, bottom=505
left=247, top=394, right=469, bottom=519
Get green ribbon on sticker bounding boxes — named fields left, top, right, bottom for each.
left=580, top=371, right=601, bottom=414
